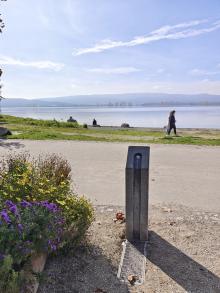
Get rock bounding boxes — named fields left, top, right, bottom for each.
left=176, top=217, right=183, bottom=221
left=127, top=275, right=139, bottom=285
left=121, top=123, right=130, bottom=128
left=162, top=207, right=173, bottom=213
left=106, top=208, right=113, bottom=212
left=169, top=221, right=176, bottom=226
left=185, top=232, right=194, bottom=238
left=0, top=127, right=12, bottom=136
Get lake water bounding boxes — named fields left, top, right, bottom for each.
left=2, top=106, right=220, bottom=129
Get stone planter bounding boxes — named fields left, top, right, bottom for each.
left=31, top=252, right=47, bottom=273
left=25, top=252, right=47, bottom=293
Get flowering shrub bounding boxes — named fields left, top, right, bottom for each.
left=0, top=153, right=94, bottom=238
left=0, top=255, right=22, bottom=293
left=0, top=153, right=71, bottom=204
left=0, top=199, right=65, bottom=292
left=60, top=195, right=94, bottom=247
left=0, top=153, right=94, bottom=288
left=0, top=200, right=64, bottom=264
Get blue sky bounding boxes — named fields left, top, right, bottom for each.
left=0, top=0, right=220, bottom=99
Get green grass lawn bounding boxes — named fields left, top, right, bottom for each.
left=1, top=114, right=220, bottom=146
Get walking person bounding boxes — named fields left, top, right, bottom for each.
left=167, top=110, right=177, bottom=135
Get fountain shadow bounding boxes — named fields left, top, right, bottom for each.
left=147, top=231, right=220, bottom=293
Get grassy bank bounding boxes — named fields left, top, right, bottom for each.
left=1, top=115, right=220, bottom=146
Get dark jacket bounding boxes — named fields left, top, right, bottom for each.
left=169, top=114, right=176, bottom=127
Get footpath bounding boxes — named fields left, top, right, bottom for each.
left=1, top=139, right=220, bottom=212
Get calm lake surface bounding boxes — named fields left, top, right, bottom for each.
left=2, top=106, right=220, bottom=129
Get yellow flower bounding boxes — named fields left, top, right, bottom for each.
left=56, top=200, right=65, bottom=206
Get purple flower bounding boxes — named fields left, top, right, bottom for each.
left=40, top=201, right=58, bottom=212
left=5, top=200, right=14, bottom=208
left=0, top=210, right=10, bottom=224
left=5, top=200, right=19, bottom=216
left=9, top=205, right=18, bottom=215
left=48, top=240, right=57, bottom=251
left=17, top=223, right=23, bottom=232
left=46, top=203, right=58, bottom=213
left=51, top=244, right=57, bottom=251
left=20, top=200, right=32, bottom=208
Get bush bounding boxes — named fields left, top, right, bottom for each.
left=0, top=153, right=94, bottom=291
left=0, top=200, right=64, bottom=264
left=0, top=153, right=94, bottom=244
left=61, top=196, right=94, bottom=246
left=0, top=153, right=71, bottom=204
left=0, top=255, right=21, bottom=293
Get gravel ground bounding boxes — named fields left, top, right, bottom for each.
left=38, top=204, right=220, bottom=293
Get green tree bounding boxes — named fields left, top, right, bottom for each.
left=0, top=0, right=7, bottom=33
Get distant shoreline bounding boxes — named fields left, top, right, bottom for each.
left=2, top=104, right=220, bottom=108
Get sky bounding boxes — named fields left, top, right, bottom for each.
left=0, top=0, right=220, bottom=99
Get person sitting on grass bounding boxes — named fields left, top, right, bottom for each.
left=92, top=118, right=101, bottom=127
left=167, top=110, right=177, bottom=135
left=67, top=116, right=77, bottom=123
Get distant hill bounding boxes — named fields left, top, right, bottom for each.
left=2, top=98, right=74, bottom=108
left=2, top=93, right=220, bottom=107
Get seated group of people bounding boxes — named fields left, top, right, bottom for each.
left=67, top=116, right=77, bottom=123
left=67, top=116, right=100, bottom=127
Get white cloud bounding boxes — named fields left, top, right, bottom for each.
left=0, top=56, right=64, bottom=71
left=190, top=68, right=220, bottom=76
left=85, top=67, right=140, bottom=74
left=73, top=19, right=220, bottom=56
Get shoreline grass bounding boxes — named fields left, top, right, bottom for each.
left=1, top=114, right=220, bottom=146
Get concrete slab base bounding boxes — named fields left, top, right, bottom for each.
left=117, top=240, right=147, bottom=286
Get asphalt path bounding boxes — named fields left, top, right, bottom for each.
left=0, top=139, right=220, bottom=212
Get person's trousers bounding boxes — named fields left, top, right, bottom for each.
left=167, top=125, right=176, bottom=135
